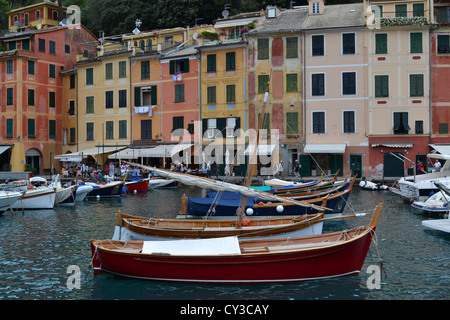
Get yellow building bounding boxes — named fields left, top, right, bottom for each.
left=8, top=1, right=64, bottom=31
left=197, top=12, right=262, bottom=175
left=74, top=41, right=132, bottom=166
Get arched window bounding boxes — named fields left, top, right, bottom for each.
left=146, top=39, right=152, bottom=51
left=140, top=40, right=145, bottom=51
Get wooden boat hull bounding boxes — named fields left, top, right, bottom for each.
left=91, top=203, right=383, bottom=284
left=11, top=188, right=56, bottom=210
left=125, top=179, right=150, bottom=193
left=112, top=212, right=324, bottom=241
left=183, top=184, right=352, bottom=219
left=86, top=181, right=124, bottom=198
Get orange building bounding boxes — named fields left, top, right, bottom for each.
left=0, top=2, right=97, bottom=174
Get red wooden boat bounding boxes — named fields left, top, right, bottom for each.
left=124, top=179, right=149, bottom=193
left=90, top=202, right=383, bottom=284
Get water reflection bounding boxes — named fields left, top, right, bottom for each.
left=0, top=186, right=449, bottom=300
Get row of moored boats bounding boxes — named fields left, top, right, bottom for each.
left=88, top=162, right=385, bottom=284
left=0, top=174, right=178, bottom=214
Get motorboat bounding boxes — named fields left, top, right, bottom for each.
left=392, top=153, right=450, bottom=202
left=0, top=190, right=24, bottom=214
left=411, top=191, right=450, bottom=213
left=85, top=180, right=124, bottom=198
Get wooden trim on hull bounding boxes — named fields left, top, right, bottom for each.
left=91, top=203, right=383, bottom=284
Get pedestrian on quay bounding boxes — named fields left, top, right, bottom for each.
left=206, top=161, right=211, bottom=178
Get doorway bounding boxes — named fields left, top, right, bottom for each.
left=350, top=155, right=362, bottom=178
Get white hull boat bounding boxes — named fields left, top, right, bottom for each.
left=422, top=214, right=450, bottom=233
left=359, top=180, right=389, bottom=191
left=112, top=218, right=324, bottom=241
left=394, top=153, right=450, bottom=202
left=411, top=191, right=450, bottom=213
left=75, top=185, right=94, bottom=201
left=0, top=191, right=24, bottom=213
left=146, top=178, right=178, bottom=189
left=11, top=187, right=56, bottom=210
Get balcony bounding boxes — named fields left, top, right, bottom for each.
left=379, top=16, right=427, bottom=27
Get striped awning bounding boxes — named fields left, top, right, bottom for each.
left=370, top=142, right=414, bottom=148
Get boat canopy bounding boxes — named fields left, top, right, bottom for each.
left=142, top=236, right=241, bottom=255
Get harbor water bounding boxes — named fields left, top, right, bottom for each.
left=0, top=185, right=449, bottom=301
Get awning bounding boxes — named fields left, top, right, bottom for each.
left=429, top=144, right=450, bottom=155
left=371, top=142, right=414, bottom=148
left=244, top=144, right=277, bottom=156
left=303, top=144, right=346, bottom=154
left=0, top=145, right=13, bottom=156
left=55, top=146, right=127, bottom=159
left=57, top=157, right=83, bottom=162
left=108, top=148, right=147, bottom=160
left=141, top=144, right=192, bottom=158
left=214, top=17, right=257, bottom=29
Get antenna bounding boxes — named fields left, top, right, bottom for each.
left=133, top=19, right=142, bottom=34
left=194, top=18, right=203, bottom=26
left=222, top=4, right=230, bottom=18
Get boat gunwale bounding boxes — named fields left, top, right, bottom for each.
left=92, top=225, right=372, bottom=259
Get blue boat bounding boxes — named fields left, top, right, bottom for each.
left=85, top=181, right=124, bottom=198
left=181, top=178, right=355, bottom=219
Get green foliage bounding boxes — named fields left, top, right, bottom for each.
left=379, top=17, right=427, bottom=27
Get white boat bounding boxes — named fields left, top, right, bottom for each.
left=422, top=213, right=450, bottom=233
left=10, top=187, right=56, bottom=210
left=48, top=175, right=77, bottom=206
left=393, top=153, right=450, bottom=202
left=146, top=177, right=178, bottom=189
left=411, top=191, right=450, bottom=213
left=359, top=179, right=389, bottom=191
left=75, top=184, right=94, bottom=201
left=0, top=191, right=24, bottom=214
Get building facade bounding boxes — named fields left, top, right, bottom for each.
left=0, top=2, right=97, bottom=174
left=364, top=0, right=432, bottom=177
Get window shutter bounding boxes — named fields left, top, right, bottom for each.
left=217, top=118, right=226, bottom=136
left=202, top=119, right=208, bottom=136
left=401, top=113, right=411, bottom=130
left=183, top=58, right=189, bottom=73
left=375, top=34, right=387, bottom=54
left=235, top=117, right=241, bottom=137
left=134, top=87, right=141, bottom=106
left=410, top=33, right=422, bottom=53
left=151, top=85, right=157, bottom=105
left=393, top=113, right=401, bottom=131
left=169, top=60, right=175, bottom=74
left=6, top=119, right=13, bottom=138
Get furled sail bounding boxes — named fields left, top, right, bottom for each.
left=123, top=161, right=331, bottom=212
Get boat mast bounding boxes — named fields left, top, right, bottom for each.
left=236, top=75, right=271, bottom=225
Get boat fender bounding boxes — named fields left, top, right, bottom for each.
left=276, top=205, right=284, bottom=213
left=242, top=217, right=251, bottom=226
left=246, top=208, right=254, bottom=215
left=258, top=202, right=264, bottom=205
